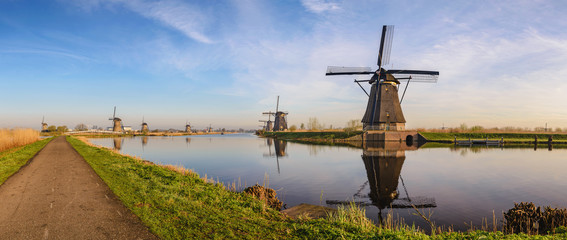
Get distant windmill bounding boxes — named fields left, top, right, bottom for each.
left=108, top=106, right=123, bottom=132
left=263, top=96, right=288, bottom=131
left=41, top=116, right=48, bottom=132
left=141, top=116, right=149, bottom=133
left=325, top=25, right=439, bottom=131
left=185, top=121, right=191, bottom=133
left=262, top=112, right=274, bottom=132
left=259, top=120, right=268, bottom=131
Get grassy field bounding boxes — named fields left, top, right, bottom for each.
left=0, top=138, right=52, bottom=185
left=0, top=128, right=40, bottom=152
left=67, top=136, right=567, bottom=239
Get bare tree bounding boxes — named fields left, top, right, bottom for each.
left=75, top=123, right=88, bottom=131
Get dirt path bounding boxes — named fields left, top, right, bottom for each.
left=0, top=136, right=158, bottom=239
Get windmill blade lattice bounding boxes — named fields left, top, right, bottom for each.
left=378, top=25, right=394, bottom=67
left=326, top=66, right=374, bottom=75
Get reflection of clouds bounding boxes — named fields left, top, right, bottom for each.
left=404, top=148, right=567, bottom=230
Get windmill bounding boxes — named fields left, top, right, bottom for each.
left=325, top=25, right=439, bottom=131
left=141, top=116, right=149, bottom=133
left=261, top=112, right=274, bottom=132
left=259, top=120, right=269, bottom=131
left=185, top=121, right=191, bottom=133
left=41, top=116, right=48, bottom=132
left=108, top=106, right=123, bottom=132
left=263, top=96, right=288, bottom=131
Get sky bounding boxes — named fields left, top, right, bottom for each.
left=1, top=0, right=567, bottom=131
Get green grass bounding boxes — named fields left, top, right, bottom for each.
left=420, top=132, right=567, bottom=143
left=66, top=136, right=567, bottom=239
left=0, top=138, right=53, bottom=185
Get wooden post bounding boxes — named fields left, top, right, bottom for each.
left=454, top=136, right=457, bottom=145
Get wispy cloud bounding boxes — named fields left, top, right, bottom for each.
left=0, top=48, right=92, bottom=62
left=122, top=0, right=213, bottom=44
left=68, top=0, right=213, bottom=44
left=301, top=0, right=340, bottom=13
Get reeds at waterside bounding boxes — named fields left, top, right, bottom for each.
left=0, top=128, right=40, bottom=152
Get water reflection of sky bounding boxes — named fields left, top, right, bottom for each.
left=88, top=135, right=567, bottom=231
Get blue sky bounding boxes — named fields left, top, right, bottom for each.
left=1, top=0, right=567, bottom=130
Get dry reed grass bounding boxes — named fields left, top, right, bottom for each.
left=0, top=128, right=40, bottom=152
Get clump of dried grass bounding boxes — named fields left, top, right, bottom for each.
left=0, top=128, right=40, bottom=152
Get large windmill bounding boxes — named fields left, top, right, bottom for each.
left=108, top=106, right=123, bottom=132
left=326, top=25, right=439, bottom=131
left=263, top=96, right=288, bottom=131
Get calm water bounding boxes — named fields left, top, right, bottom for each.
left=88, top=134, right=567, bottom=231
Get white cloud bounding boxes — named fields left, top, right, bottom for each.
left=301, top=0, right=340, bottom=13
left=122, top=0, right=213, bottom=44
left=67, top=0, right=213, bottom=44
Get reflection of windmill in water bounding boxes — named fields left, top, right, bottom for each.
left=263, top=138, right=287, bottom=174
left=263, top=96, right=288, bottom=131
left=325, top=25, right=438, bottom=140
left=327, top=141, right=436, bottom=224
left=141, top=136, right=148, bottom=151
left=113, top=138, right=123, bottom=150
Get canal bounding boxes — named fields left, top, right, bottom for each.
left=88, top=134, right=567, bottom=231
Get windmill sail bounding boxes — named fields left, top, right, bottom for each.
left=389, top=70, right=439, bottom=83
left=378, top=25, right=394, bottom=67
left=326, top=66, right=373, bottom=75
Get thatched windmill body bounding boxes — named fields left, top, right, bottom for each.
left=326, top=25, right=439, bottom=131
left=109, top=106, right=123, bottom=132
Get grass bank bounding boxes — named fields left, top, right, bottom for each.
left=68, top=136, right=567, bottom=239
left=0, top=137, right=53, bottom=185
left=420, top=132, right=567, bottom=143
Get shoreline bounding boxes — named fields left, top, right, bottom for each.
left=258, top=131, right=567, bottom=146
